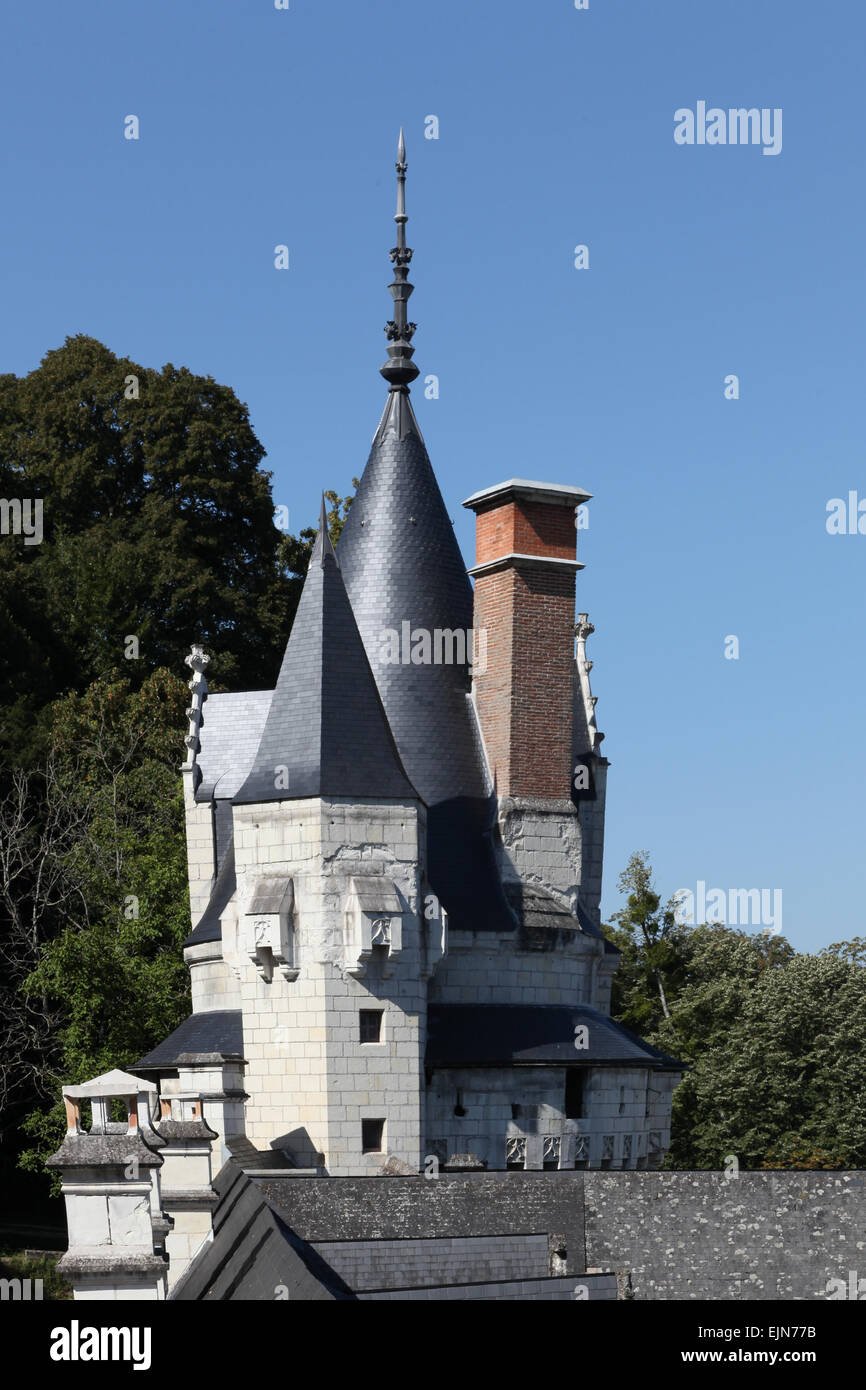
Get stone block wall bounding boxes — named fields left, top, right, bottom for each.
left=496, top=797, right=582, bottom=910
left=430, top=931, right=597, bottom=1007
left=425, top=1064, right=676, bottom=1172
left=231, top=796, right=430, bottom=1173
left=182, top=777, right=216, bottom=927
left=186, top=939, right=242, bottom=1013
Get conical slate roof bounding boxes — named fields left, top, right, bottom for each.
left=337, top=390, right=485, bottom=809
left=234, top=503, right=417, bottom=806
left=336, top=134, right=515, bottom=932
left=338, top=392, right=513, bottom=933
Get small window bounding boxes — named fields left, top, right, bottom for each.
left=362, top=1118, right=385, bottom=1153
left=564, top=1069, right=585, bottom=1120
left=359, top=1009, right=383, bottom=1043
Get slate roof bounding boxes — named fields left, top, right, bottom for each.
left=171, top=1161, right=348, bottom=1301
left=234, top=508, right=417, bottom=806
left=183, top=838, right=236, bottom=947
left=247, top=877, right=293, bottom=916
left=337, top=389, right=515, bottom=933
left=136, top=1010, right=243, bottom=1071
left=426, top=1004, right=683, bottom=1070
left=194, top=690, right=273, bottom=801
left=501, top=880, right=617, bottom=952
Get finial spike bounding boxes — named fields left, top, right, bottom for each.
left=380, top=130, right=419, bottom=390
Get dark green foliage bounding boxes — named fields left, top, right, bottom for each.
left=16, top=670, right=192, bottom=1184
left=0, top=334, right=355, bottom=1197
left=605, top=854, right=866, bottom=1170
left=0, top=334, right=293, bottom=763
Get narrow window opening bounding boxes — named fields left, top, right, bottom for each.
left=564, top=1069, right=585, bottom=1121
left=362, top=1118, right=385, bottom=1153
left=359, top=1009, right=383, bottom=1043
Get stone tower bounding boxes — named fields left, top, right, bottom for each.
left=136, top=132, right=681, bottom=1178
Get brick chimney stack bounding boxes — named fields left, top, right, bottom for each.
left=463, top=479, right=590, bottom=798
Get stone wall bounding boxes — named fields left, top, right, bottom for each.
left=182, top=777, right=216, bottom=927
left=231, top=795, right=431, bottom=1173
left=425, top=1064, right=676, bottom=1173
left=430, top=928, right=598, bottom=1007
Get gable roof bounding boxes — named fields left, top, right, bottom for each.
left=234, top=503, right=417, bottom=806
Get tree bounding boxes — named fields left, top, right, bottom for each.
left=7, top=669, right=192, bottom=1183
left=604, top=850, right=690, bottom=1031
left=605, top=852, right=866, bottom=1169
left=0, top=335, right=293, bottom=763
left=652, top=929, right=866, bottom=1169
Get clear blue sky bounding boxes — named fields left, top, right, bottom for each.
left=1, top=1, right=862, bottom=951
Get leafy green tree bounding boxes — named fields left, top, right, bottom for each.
left=653, top=929, right=866, bottom=1169
left=4, top=669, right=191, bottom=1183
left=605, top=853, right=866, bottom=1169
left=604, top=850, right=690, bottom=1031
left=0, top=334, right=293, bottom=763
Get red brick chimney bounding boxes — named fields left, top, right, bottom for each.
left=462, top=479, right=591, bottom=799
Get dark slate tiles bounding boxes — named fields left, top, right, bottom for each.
left=426, top=1003, right=683, bottom=1069
left=136, top=1010, right=243, bottom=1070
left=195, top=691, right=273, bottom=801
left=183, top=837, right=236, bottom=947
left=338, top=389, right=514, bottom=932
left=233, top=520, right=417, bottom=806
left=171, top=1162, right=344, bottom=1301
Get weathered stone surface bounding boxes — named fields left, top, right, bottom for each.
left=584, top=1171, right=866, bottom=1300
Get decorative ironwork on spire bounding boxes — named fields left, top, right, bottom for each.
left=380, top=128, right=419, bottom=390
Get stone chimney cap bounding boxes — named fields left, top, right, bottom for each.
left=462, top=479, right=592, bottom=510
left=62, top=1068, right=157, bottom=1099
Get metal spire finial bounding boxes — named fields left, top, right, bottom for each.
left=380, top=129, right=419, bottom=390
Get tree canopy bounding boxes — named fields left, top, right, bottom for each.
left=0, top=335, right=293, bottom=762
left=605, top=854, right=866, bottom=1169
left=0, top=335, right=355, bottom=1194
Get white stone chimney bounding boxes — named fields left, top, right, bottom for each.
left=48, top=1069, right=168, bottom=1300
left=156, top=1093, right=218, bottom=1290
